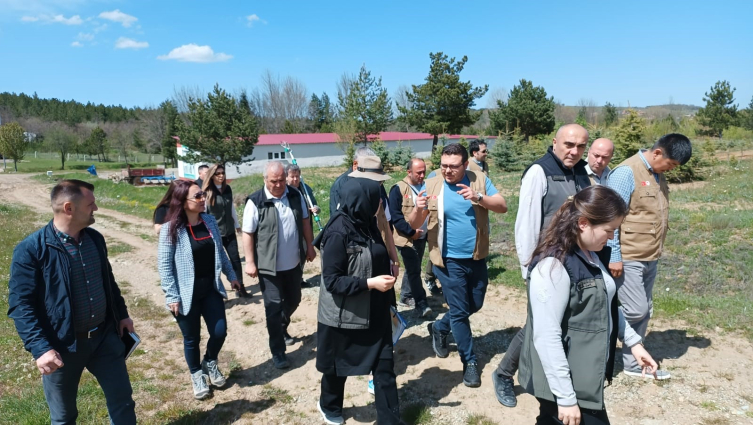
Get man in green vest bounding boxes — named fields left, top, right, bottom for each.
left=410, top=143, right=508, bottom=388
left=606, top=133, right=692, bottom=380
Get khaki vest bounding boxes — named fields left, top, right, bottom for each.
left=468, top=159, right=489, bottom=175
left=425, top=170, right=489, bottom=268
left=614, top=153, right=669, bottom=261
left=376, top=203, right=391, bottom=249
left=392, top=177, right=421, bottom=248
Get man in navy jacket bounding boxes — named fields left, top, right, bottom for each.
left=8, top=179, right=136, bottom=424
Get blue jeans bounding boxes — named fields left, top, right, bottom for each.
left=398, top=238, right=428, bottom=309
left=42, top=323, right=136, bottom=425
left=175, top=290, right=227, bottom=373
left=432, top=258, right=488, bottom=364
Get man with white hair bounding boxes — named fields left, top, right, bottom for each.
left=585, top=138, right=615, bottom=185
left=242, top=161, right=316, bottom=370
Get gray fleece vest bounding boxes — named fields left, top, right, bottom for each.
left=518, top=248, right=619, bottom=411
left=523, top=148, right=591, bottom=232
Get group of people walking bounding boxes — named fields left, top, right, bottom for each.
left=6, top=123, right=693, bottom=425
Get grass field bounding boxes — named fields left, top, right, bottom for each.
left=22, top=154, right=753, bottom=340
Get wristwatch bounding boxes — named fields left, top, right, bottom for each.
left=476, top=193, right=484, bottom=203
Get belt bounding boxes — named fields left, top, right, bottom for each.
left=76, top=322, right=106, bottom=339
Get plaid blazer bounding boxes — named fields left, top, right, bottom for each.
left=158, top=213, right=237, bottom=315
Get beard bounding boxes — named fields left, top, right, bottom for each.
left=88, top=215, right=95, bottom=225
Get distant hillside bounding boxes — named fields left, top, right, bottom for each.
left=0, top=92, right=144, bottom=125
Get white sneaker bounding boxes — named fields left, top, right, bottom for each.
left=317, top=400, right=344, bottom=424
left=623, top=367, right=671, bottom=380
left=191, top=370, right=210, bottom=399
left=202, top=359, right=226, bottom=387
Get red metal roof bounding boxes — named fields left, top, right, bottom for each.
left=175, top=132, right=494, bottom=147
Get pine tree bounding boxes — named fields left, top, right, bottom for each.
left=614, top=109, right=646, bottom=163
left=604, top=102, right=618, bottom=127
left=697, top=80, right=738, bottom=138
left=489, top=79, right=555, bottom=141
left=338, top=65, right=393, bottom=143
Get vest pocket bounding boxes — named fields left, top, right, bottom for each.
left=622, top=221, right=657, bottom=246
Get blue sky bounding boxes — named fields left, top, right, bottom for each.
left=1, top=0, right=751, bottom=109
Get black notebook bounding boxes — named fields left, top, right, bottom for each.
left=121, top=331, right=141, bottom=360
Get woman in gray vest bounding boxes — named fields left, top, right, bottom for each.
left=202, top=164, right=249, bottom=298
left=518, top=186, right=658, bottom=425
left=313, top=178, right=401, bottom=425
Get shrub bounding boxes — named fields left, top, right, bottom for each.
left=389, top=141, right=414, bottom=170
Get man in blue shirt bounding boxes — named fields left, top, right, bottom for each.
left=410, top=143, right=508, bottom=388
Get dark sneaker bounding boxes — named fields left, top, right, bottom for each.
left=201, top=359, right=226, bottom=387
left=272, top=353, right=290, bottom=369
left=425, top=279, right=442, bottom=295
left=398, top=297, right=416, bottom=308
left=492, top=372, right=517, bottom=407
left=417, top=302, right=433, bottom=318
left=283, top=331, right=295, bottom=346
left=428, top=322, right=449, bottom=358
left=463, top=362, right=481, bottom=388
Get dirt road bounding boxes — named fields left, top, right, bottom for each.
left=2, top=173, right=752, bottom=424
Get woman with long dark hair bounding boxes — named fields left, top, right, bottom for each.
left=157, top=180, right=240, bottom=400
left=202, top=164, right=249, bottom=298
left=153, top=181, right=177, bottom=235
left=314, top=177, right=401, bottom=425
left=519, top=186, right=659, bottom=425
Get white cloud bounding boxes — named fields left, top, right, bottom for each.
left=115, top=37, right=148, bottom=50
left=98, top=9, right=137, bottom=27
left=93, top=23, right=108, bottom=33
left=157, top=44, right=232, bottom=63
left=21, top=14, right=83, bottom=25
left=71, top=41, right=83, bottom=47
left=77, top=32, right=93, bottom=41
left=246, top=14, right=266, bottom=27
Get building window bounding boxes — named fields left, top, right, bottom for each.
left=268, top=152, right=273, bottom=160
left=274, top=152, right=280, bottom=159
left=280, top=152, right=286, bottom=159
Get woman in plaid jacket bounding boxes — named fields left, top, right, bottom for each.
left=158, top=180, right=240, bottom=400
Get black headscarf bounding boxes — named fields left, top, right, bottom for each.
left=338, top=178, right=381, bottom=231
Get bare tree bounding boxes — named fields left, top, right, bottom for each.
left=249, top=70, right=309, bottom=133
left=392, top=84, right=413, bottom=131
left=486, top=86, right=508, bottom=109
left=172, top=85, right=205, bottom=113
left=336, top=72, right=355, bottom=112
left=577, top=98, right=598, bottom=125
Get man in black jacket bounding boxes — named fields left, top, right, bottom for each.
left=8, top=179, right=136, bottom=424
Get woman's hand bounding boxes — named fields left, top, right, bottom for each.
left=168, top=302, right=180, bottom=316
left=630, top=343, right=659, bottom=378
left=367, top=275, right=396, bottom=292
left=558, top=404, right=581, bottom=425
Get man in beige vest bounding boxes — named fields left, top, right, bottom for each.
left=468, top=139, right=489, bottom=175
left=585, top=138, right=614, bottom=185
left=606, top=133, right=692, bottom=380
left=410, top=143, right=508, bottom=388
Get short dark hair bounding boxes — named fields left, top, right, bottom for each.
left=442, top=143, right=468, bottom=163
left=652, top=133, right=692, bottom=165
left=468, top=139, right=486, bottom=155
left=51, top=179, right=95, bottom=213
left=198, top=164, right=209, bottom=171
left=285, top=163, right=301, bottom=175
left=406, top=158, right=425, bottom=170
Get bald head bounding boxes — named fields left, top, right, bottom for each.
left=552, top=124, right=589, bottom=168
left=406, top=158, right=426, bottom=186
left=587, top=138, right=615, bottom=176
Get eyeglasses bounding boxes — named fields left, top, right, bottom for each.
left=480, top=150, right=488, bottom=153
left=214, top=172, right=225, bottom=176
left=440, top=163, right=464, bottom=171
left=190, top=192, right=207, bottom=201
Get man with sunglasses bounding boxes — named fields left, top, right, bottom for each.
left=410, top=143, right=508, bottom=388
left=468, top=139, right=490, bottom=176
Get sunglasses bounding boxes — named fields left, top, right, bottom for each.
left=190, top=191, right=207, bottom=201
left=214, top=172, right=225, bottom=176
left=480, top=150, right=488, bottom=153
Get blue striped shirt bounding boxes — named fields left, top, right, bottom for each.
left=605, top=150, right=660, bottom=263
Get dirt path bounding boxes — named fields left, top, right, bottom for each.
left=2, top=173, right=752, bottom=424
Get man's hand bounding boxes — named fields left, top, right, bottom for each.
left=119, top=317, right=134, bottom=337
left=245, top=262, right=258, bottom=278
left=235, top=227, right=242, bottom=234
left=456, top=184, right=478, bottom=202
left=411, top=229, right=424, bottom=240
left=558, top=404, right=581, bottom=425
left=414, top=190, right=427, bottom=210
left=306, top=245, right=317, bottom=262
left=310, top=206, right=321, bottom=214
left=168, top=302, right=180, bottom=316
left=609, top=261, right=623, bottom=278
left=631, top=344, right=659, bottom=379
left=36, top=349, right=64, bottom=375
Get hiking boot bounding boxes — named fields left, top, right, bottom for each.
left=492, top=372, right=517, bottom=407
left=190, top=369, right=210, bottom=399
left=317, top=400, right=344, bottom=425
left=624, top=367, right=671, bottom=380
left=425, top=279, right=442, bottom=295
left=201, top=359, right=226, bottom=387
left=428, top=322, right=449, bottom=358
left=463, top=361, right=481, bottom=388
left=283, top=331, right=295, bottom=346
left=398, top=297, right=415, bottom=308
left=272, top=353, right=290, bottom=369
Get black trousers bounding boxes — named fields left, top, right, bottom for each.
left=221, top=234, right=244, bottom=288
left=398, top=239, right=427, bottom=308
left=320, top=357, right=401, bottom=424
left=536, top=398, right=610, bottom=425
left=496, top=327, right=525, bottom=377
left=259, top=267, right=303, bottom=355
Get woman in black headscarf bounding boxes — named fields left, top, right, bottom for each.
left=314, top=177, right=401, bottom=425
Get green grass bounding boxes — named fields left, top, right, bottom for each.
left=402, top=402, right=433, bottom=425
left=4, top=156, right=163, bottom=173
left=467, top=414, right=498, bottom=425
left=108, top=242, right=134, bottom=256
